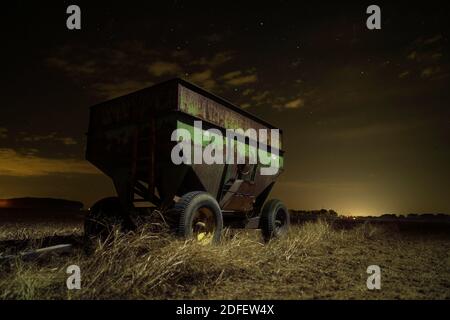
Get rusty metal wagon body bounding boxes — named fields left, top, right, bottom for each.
left=85, top=78, right=288, bottom=242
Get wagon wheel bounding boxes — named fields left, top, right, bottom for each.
left=84, top=197, right=135, bottom=246
left=260, top=199, right=290, bottom=242
left=174, top=191, right=223, bottom=244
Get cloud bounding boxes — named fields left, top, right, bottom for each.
left=222, top=71, right=242, bottom=80
left=209, top=52, right=233, bottom=67
left=47, top=44, right=156, bottom=99
left=398, top=71, right=410, bottom=79
left=423, top=35, right=443, bottom=45
left=92, top=80, right=153, bottom=99
left=47, top=57, right=97, bottom=75
left=148, top=61, right=181, bottom=77
left=47, top=42, right=159, bottom=81
left=59, top=138, right=78, bottom=146
left=0, top=128, right=7, bottom=139
left=251, top=90, right=270, bottom=103
left=421, top=66, right=442, bottom=78
left=412, top=35, right=443, bottom=48
left=20, top=132, right=78, bottom=145
left=242, top=91, right=308, bottom=110
left=246, top=93, right=306, bottom=110
left=242, top=88, right=255, bottom=96
left=0, top=148, right=98, bottom=177
left=221, top=70, right=258, bottom=86
left=407, top=50, right=443, bottom=63
left=188, top=69, right=216, bottom=90
left=46, top=44, right=236, bottom=100
left=284, top=97, right=305, bottom=109
left=407, top=51, right=418, bottom=61
left=171, top=49, right=189, bottom=58
left=403, top=35, right=448, bottom=80
left=227, top=74, right=258, bottom=86
left=432, top=53, right=443, bottom=60
left=193, top=51, right=234, bottom=68
left=203, top=33, right=223, bottom=43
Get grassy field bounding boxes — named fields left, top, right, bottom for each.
left=0, top=220, right=449, bottom=300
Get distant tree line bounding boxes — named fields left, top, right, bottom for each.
left=289, top=209, right=450, bottom=222
left=289, top=209, right=339, bottom=222
left=0, top=197, right=83, bottom=210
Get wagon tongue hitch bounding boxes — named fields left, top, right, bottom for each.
left=0, top=244, right=73, bottom=264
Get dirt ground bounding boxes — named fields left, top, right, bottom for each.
left=0, top=220, right=449, bottom=300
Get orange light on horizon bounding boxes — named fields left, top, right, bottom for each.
left=0, top=199, right=11, bottom=208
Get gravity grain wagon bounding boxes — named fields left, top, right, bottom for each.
left=85, top=78, right=289, bottom=243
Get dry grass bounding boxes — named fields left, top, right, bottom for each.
left=0, top=222, right=81, bottom=242
left=0, top=221, right=449, bottom=300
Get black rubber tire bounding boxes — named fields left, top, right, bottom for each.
left=174, top=191, right=223, bottom=244
left=260, top=199, right=290, bottom=242
left=84, top=197, right=129, bottom=242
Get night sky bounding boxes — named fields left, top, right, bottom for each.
left=1, top=1, right=449, bottom=215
